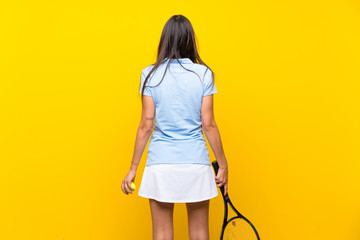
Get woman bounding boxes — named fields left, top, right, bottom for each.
left=121, top=14, right=228, bottom=240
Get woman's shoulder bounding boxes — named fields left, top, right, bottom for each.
left=192, top=63, right=211, bottom=72
left=142, top=64, right=154, bottom=74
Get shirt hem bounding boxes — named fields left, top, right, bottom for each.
left=145, top=162, right=211, bottom=166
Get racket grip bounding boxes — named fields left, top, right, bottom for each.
left=211, top=160, right=225, bottom=196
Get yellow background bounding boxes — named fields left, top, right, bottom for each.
left=1, top=0, right=359, bottom=239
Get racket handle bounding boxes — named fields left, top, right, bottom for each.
left=211, top=160, right=225, bottom=196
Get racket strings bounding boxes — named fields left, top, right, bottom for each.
left=223, top=218, right=258, bottom=240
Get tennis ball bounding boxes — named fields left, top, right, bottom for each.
left=128, top=182, right=136, bottom=192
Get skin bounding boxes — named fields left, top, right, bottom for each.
left=122, top=94, right=228, bottom=240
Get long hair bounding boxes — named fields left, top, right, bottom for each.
left=140, top=14, right=215, bottom=98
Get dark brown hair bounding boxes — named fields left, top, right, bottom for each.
left=139, top=14, right=215, bottom=98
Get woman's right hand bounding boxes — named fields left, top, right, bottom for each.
left=215, top=166, right=228, bottom=196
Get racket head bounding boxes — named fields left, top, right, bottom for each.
left=222, top=216, right=260, bottom=240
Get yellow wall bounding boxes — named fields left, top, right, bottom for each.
left=1, top=0, right=359, bottom=239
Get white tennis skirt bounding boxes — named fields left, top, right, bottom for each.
left=137, top=163, right=219, bottom=203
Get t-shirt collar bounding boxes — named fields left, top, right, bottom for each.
left=163, top=57, right=193, bottom=64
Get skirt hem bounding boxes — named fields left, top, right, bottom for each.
left=137, top=191, right=219, bottom=203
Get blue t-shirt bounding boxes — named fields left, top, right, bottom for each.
left=139, top=57, right=217, bottom=166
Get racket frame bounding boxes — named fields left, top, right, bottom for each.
left=212, top=160, right=261, bottom=240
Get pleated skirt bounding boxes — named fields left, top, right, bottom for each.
left=137, top=163, right=219, bottom=203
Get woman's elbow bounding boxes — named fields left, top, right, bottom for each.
left=139, top=121, right=153, bottom=133
left=202, top=120, right=217, bottom=132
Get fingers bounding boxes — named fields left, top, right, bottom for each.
left=126, top=181, right=135, bottom=194
left=215, top=176, right=228, bottom=196
left=126, top=182, right=131, bottom=194
left=121, top=181, right=128, bottom=194
left=215, top=180, right=225, bottom=188
left=215, top=178, right=221, bottom=187
left=122, top=180, right=134, bottom=195
left=121, top=170, right=137, bottom=195
left=122, top=181, right=129, bottom=195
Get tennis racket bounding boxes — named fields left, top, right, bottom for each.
left=212, top=160, right=261, bottom=240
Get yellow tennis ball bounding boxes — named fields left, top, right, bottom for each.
left=128, top=182, right=136, bottom=192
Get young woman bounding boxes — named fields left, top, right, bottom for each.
left=121, top=14, right=228, bottom=240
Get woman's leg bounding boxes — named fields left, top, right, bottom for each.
left=149, top=198, right=175, bottom=240
left=186, top=199, right=210, bottom=240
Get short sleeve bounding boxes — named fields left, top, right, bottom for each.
left=203, top=68, right=217, bottom=96
left=139, top=70, right=152, bottom=96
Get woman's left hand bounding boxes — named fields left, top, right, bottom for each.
left=121, top=169, right=136, bottom=195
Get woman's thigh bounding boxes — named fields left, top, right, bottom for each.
left=149, top=198, right=175, bottom=239
left=186, top=199, right=210, bottom=239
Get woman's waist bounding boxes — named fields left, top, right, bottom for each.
left=150, top=129, right=206, bottom=142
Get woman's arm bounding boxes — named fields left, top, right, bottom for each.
left=130, top=95, right=155, bottom=172
left=201, top=94, right=228, bottom=195
left=201, top=95, right=227, bottom=168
